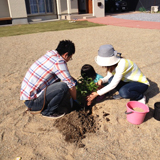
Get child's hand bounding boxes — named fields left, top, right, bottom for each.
left=96, top=80, right=104, bottom=90
left=96, top=79, right=103, bottom=86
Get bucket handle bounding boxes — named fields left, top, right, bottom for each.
left=125, top=111, right=133, bottom=114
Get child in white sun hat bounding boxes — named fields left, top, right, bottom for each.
left=87, top=44, right=149, bottom=105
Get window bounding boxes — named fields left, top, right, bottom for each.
left=38, top=0, right=45, bottom=13
left=30, top=0, right=38, bottom=14
left=25, top=0, right=53, bottom=14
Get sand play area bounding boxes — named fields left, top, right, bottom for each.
left=0, top=25, right=160, bottom=160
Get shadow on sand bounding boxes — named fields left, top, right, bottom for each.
left=144, top=78, right=159, bottom=122
left=145, top=78, right=159, bottom=101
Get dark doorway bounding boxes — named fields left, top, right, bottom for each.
left=78, top=0, right=93, bottom=14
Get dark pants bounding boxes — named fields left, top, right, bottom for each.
left=24, top=82, right=69, bottom=116
left=108, top=76, right=149, bottom=100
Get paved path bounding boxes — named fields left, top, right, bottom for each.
left=87, top=13, right=160, bottom=30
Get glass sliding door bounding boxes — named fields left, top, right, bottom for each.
left=30, top=0, right=38, bottom=14
left=38, top=0, right=45, bottom=13
left=25, top=0, right=54, bottom=14
left=46, top=0, right=53, bottom=13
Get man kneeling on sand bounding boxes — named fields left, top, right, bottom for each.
left=20, top=40, right=77, bottom=119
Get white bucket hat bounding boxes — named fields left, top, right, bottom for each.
left=95, top=44, right=121, bottom=66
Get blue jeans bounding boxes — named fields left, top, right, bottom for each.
left=108, top=76, right=149, bottom=100
left=24, top=82, right=69, bottom=116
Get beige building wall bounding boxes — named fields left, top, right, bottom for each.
left=93, top=0, right=105, bottom=17
left=0, top=0, right=80, bottom=24
left=60, top=0, right=78, bottom=14
left=0, top=0, right=10, bottom=18
left=7, top=0, right=27, bottom=18
left=60, top=0, right=67, bottom=14
left=7, top=0, right=28, bottom=24
left=71, top=0, right=78, bottom=13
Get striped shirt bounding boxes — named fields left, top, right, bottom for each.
left=97, top=58, right=149, bottom=96
left=20, top=50, right=75, bottom=100
left=113, top=59, right=149, bottom=84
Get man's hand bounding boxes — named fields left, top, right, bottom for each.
left=69, top=86, right=76, bottom=100
left=87, top=92, right=99, bottom=106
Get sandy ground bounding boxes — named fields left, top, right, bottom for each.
left=0, top=25, right=160, bottom=160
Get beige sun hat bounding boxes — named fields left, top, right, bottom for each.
left=95, top=44, right=121, bottom=66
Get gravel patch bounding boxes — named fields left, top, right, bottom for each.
left=113, top=13, right=160, bottom=22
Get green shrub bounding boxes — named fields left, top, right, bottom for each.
left=76, top=76, right=98, bottom=104
left=139, top=7, right=146, bottom=12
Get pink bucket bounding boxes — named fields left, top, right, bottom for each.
left=125, top=101, right=149, bottom=125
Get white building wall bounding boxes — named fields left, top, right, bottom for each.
left=93, top=0, right=105, bottom=17
left=7, top=0, right=27, bottom=18
left=60, top=0, right=78, bottom=14
left=60, top=0, right=67, bottom=14
left=71, top=0, right=78, bottom=13
left=7, top=0, right=28, bottom=24
left=0, top=0, right=10, bottom=18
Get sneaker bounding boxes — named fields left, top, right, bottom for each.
left=112, top=94, right=122, bottom=99
left=42, top=112, right=65, bottom=119
left=138, top=95, right=146, bottom=104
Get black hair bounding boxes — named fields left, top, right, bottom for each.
left=56, top=40, right=75, bottom=56
left=81, top=64, right=96, bottom=80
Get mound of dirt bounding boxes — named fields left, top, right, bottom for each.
left=54, top=109, right=96, bottom=147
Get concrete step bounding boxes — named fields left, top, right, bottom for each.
left=61, top=14, right=96, bottom=20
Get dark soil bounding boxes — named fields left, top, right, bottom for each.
left=54, top=109, right=96, bottom=147
left=53, top=93, right=110, bottom=148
